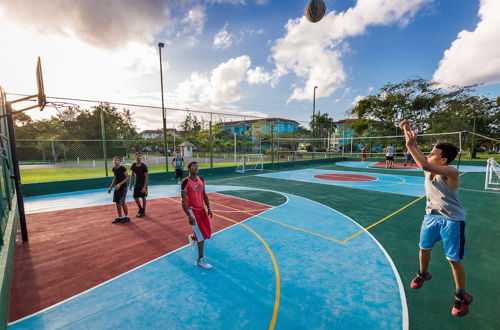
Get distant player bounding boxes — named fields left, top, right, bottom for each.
left=385, top=143, right=395, bottom=168
left=361, top=146, right=367, bottom=161
left=172, top=151, right=185, bottom=184
left=401, top=120, right=473, bottom=317
left=108, top=156, right=130, bottom=223
left=181, top=161, right=213, bottom=270
left=129, top=151, right=148, bottom=218
left=404, top=149, right=414, bottom=166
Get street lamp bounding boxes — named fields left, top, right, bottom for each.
left=158, top=42, right=168, bottom=172
left=312, top=86, right=318, bottom=158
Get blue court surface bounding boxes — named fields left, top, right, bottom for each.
left=258, top=169, right=425, bottom=197
left=336, top=161, right=486, bottom=172
left=10, top=185, right=407, bottom=330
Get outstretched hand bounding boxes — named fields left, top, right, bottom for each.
left=399, top=120, right=410, bottom=131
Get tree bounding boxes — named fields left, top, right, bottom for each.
left=348, top=78, right=499, bottom=155
left=310, top=112, right=336, bottom=150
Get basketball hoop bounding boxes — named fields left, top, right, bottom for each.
left=4, top=57, right=47, bottom=117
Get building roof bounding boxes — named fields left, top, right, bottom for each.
left=219, top=117, right=300, bottom=126
left=140, top=128, right=178, bottom=134
left=178, top=141, right=195, bottom=147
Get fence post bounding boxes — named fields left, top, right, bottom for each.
left=6, top=103, right=28, bottom=241
left=100, top=109, right=108, bottom=177
left=209, top=120, right=213, bottom=168
left=470, top=116, right=476, bottom=159
left=271, top=124, right=274, bottom=163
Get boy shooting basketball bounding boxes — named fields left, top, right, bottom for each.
left=108, top=156, right=130, bottom=224
left=181, top=161, right=214, bottom=270
left=400, top=120, right=473, bottom=317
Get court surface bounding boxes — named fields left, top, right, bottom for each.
left=8, top=161, right=499, bottom=330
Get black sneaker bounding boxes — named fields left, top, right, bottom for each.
left=112, top=217, right=122, bottom=224
left=136, top=209, right=143, bottom=217
left=121, top=216, right=130, bottom=223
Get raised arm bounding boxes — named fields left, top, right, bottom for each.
left=401, top=121, right=459, bottom=178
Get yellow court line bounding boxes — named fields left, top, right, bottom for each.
left=209, top=200, right=343, bottom=243
left=340, top=195, right=426, bottom=243
left=165, top=197, right=280, bottom=330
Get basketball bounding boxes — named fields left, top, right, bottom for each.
left=305, top=0, right=326, bottom=23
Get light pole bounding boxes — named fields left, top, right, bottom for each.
left=158, top=42, right=168, bottom=172
left=312, top=86, right=318, bottom=158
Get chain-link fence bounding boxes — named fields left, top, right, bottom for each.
left=0, top=87, right=15, bottom=243
left=12, top=95, right=499, bottom=184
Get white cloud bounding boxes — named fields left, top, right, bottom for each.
left=247, top=66, right=273, bottom=84
left=182, top=5, right=207, bottom=36
left=0, top=0, right=171, bottom=49
left=213, top=24, right=233, bottom=49
left=174, top=56, right=252, bottom=106
left=352, top=95, right=365, bottom=106
left=208, top=0, right=269, bottom=5
left=433, top=0, right=500, bottom=87
left=267, top=0, right=432, bottom=101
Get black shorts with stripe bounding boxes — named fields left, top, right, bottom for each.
left=113, top=186, right=127, bottom=204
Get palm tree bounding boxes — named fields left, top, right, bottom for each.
left=310, top=112, right=336, bottom=149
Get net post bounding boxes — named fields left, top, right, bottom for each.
left=209, top=120, right=213, bottom=168
left=100, top=109, right=108, bottom=177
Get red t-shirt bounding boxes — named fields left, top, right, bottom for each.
left=181, top=176, right=205, bottom=209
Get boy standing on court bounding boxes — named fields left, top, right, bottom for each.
left=172, top=151, right=184, bottom=185
left=129, top=151, right=148, bottom=217
left=181, top=161, right=214, bottom=270
left=108, top=156, right=130, bottom=223
left=385, top=143, right=395, bottom=168
left=404, top=148, right=414, bottom=166
left=400, top=120, right=473, bottom=317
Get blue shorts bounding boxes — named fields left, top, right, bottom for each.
left=419, top=214, right=466, bottom=261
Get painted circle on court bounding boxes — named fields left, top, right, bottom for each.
left=313, top=173, right=377, bottom=182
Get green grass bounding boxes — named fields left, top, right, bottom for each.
left=20, top=161, right=270, bottom=183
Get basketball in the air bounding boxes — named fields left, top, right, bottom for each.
left=305, top=0, right=326, bottom=23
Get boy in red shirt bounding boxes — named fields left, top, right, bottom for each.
left=181, top=161, right=214, bottom=269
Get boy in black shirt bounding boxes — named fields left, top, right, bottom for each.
left=129, top=151, right=148, bottom=217
left=108, top=156, right=130, bottom=223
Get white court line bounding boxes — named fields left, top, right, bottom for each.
left=9, top=193, right=275, bottom=326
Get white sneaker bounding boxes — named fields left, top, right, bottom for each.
left=197, top=257, right=213, bottom=270
left=188, top=235, right=196, bottom=249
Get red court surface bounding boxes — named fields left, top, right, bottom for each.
left=313, top=173, right=377, bottom=182
left=9, top=193, right=270, bottom=322
left=370, top=161, right=419, bottom=169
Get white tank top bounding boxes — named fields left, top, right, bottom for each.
left=424, top=172, right=465, bottom=221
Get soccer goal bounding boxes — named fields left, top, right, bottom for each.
left=485, top=157, right=500, bottom=191
left=235, top=154, right=264, bottom=173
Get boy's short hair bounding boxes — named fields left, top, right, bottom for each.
left=435, top=142, right=459, bottom=164
left=187, top=161, right=198, bottom=169
left=113, top=156, right=121, bottom=161
left=135, top=151, right=142, bottom=155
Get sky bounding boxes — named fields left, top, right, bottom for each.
left=0, top=0, right=499, bottom=130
